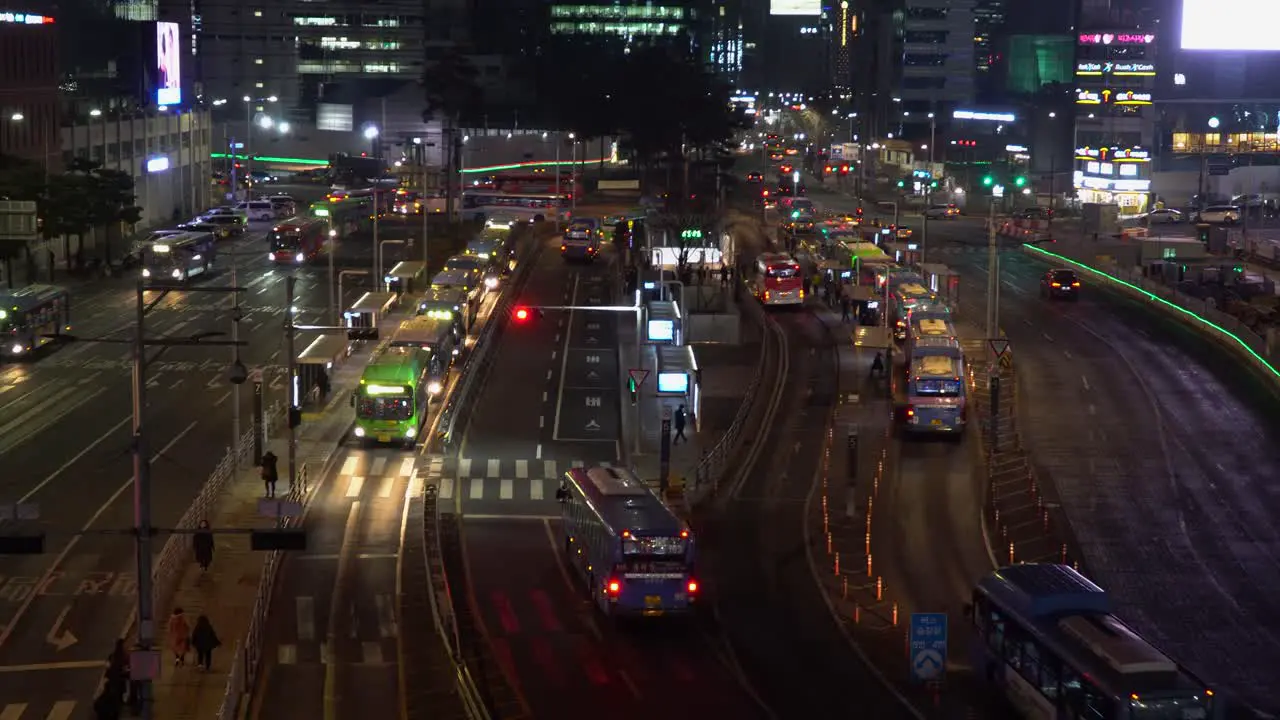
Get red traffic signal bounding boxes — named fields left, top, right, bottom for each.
left=514, top=307, right=531, bottom=322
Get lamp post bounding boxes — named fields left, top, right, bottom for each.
left=242, top=95, right=279, bottom=201
left=364, top=124, right=381, bottom=280
left=569, top=132, right=578, bottom=214
left=1198, top=116, right=1220, bottom=213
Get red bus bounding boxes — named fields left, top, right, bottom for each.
left=750, top=252, right=804, bottom=307
left=493, top=170, right=575, bottom=195
left=270, top=217, right=329, bottom=264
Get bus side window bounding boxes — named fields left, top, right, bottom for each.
left=1061, top=665, right=1085, bottom=713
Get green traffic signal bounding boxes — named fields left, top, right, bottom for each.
left=1014, top=176, right=1027, bottom=187
left=982, top=175, right=994, bottom=187
left=896, top=180, right=905, bottom=188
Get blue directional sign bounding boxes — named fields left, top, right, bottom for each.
left=909, top=612, right=948, bottom=682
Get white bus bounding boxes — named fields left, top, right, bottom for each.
left=750, top=252, right=804, bottom=306
left=460, top=190, right=568, bottom=224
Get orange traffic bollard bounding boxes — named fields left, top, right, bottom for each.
left=1009, top=542, right=1015, bottom=564
left=842, top=575, right=848, bottom=599
left=866, top=553, right=873, bottom=577
left=834, top=552, right=840, bottom=576
left=876, top=576, right=883, bottom=601
left=892, top=602, right=899, bottom=627
left=854, top=604, right=861, bottom=624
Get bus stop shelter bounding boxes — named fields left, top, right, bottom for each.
left=917, top=262, right=961, bottom=310
left=295, top=334, right=349, bottom=419
left=344, top=291, right=397, bottom=342
left=384, top=260, right=427, bottom=296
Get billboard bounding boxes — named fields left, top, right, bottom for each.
left=156, top=21, right=181, bottom=106
left=1181, top=0, right=1280, bottom=51
left=770, top=0, right=820, bottom=16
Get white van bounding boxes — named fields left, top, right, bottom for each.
left=235, top=200, right=275, bottom=222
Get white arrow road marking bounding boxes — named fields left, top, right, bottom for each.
left=45, top=604, right=78, bottom=651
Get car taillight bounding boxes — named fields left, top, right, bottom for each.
left=799, top=289, right=805, bottom=299
left=1050, top=282, right=1061, bottom=288
left=1071, top=282, right=1081, bottom=287
left=607, top=579, right=621, bottom=596
left=687, top=580, right=699, bottom=594
left=763, top=290, right=771, bottom=301
left=560, top=245, right=566, bottom=251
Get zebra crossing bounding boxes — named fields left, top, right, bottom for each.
left=419, top=457, right=615, bottom=503
left=334, top=453, right=421, bottom=499
left=0, top=700, right=78, bottom=720
left=274, top=592, right=399, bottom=667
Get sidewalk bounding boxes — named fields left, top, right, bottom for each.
left=149, top=339, right=367, bottom=719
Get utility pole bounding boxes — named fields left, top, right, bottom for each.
left=421, top=159, right=430, bottom=265
left=985, top=199, right=1000, bottom=339
left=286, top=276, right=298, bottom=492
left=230, top=254, right=241, bottom=467
left=130, top=282, right=155, bottom=720
left=372, top=192, right=380, bottom=286
left=328, top=228, right=338, bottom=324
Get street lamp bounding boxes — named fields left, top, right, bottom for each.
left=241, top=95, right=278, bottom=201
left=569, top=132, right=578, bottom=213
left=363, top=125, right=379, bottom=140
left=9, top=112, right=23, bottom=122
left=1198, top=117, right=1221, bottom=212
left=89, top=109, right=102, bottom=118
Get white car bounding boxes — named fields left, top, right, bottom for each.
left=235, top=200, right=276, bottom=222
left=1146, top=208, right=1183, bottom=224
left=923, top=204, right=960, bottom=219
left=1195, top=205, right=1240, bottom=224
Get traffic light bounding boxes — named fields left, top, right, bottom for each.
left=930, top=180, right=938, bottom=188
left=982, top=175, right=994, bottom=187
left=896, top=180, right=905, bottom=188
left=513, top=306, right=532, bottom=323
left=1014, top=176, right=1027, bottom=187
left=628, top=376, right=638, bottom=405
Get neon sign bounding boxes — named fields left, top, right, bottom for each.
left=1076, top=61, right=1156, bottom=76
left=1078, top=32, right=1155, bottom=45
left=0, top=10, right=53, bottom=24
left=1075, top=147, right=1152, bottom=162
left=1075, top=89, right=1153, bottom=105
left=952, top=110, right=1016, bottom=122
left=1076, top=89, right=1103, bottom=104
left=1113, top=90, right=1153, bottom=105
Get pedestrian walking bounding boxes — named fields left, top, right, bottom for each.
left=719, top=264, right=729, bottom=286
left=191, top=615, right=222, bottom=672
left=673, top=404, right=688, bottom=445
left=167, top=608, right=190, bottom=667
left=840, top=295, right=851, bottom=323
left=871, top=351, right=886, bottom=378
left=193, top=519, right=213, bottom=572
left=104, top=639, right=129, bottom=702
left=261, top=449, right=279, bottom=498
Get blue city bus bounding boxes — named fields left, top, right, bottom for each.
left=904, top=306, right=956, bottom=364
left=903, top=347, right=967, bottom=434
left=556, top=466, right=699, bottom=618
left=968, top=564, right=1221, bottom=720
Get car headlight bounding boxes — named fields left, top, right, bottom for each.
left=171, top=269, right=183, bottom=278
left=141, top=268, right=151, bottom=278
left=485, top=276, right=499, bottom=289
left=268, top=253, right=275, bottom=261
left=295, top=252, right=305, bottom=264
left=427, top=381, right=443, bottom=395
left=354, top=426, right=366, bottom=437
left=10, top=343, right=23, bottom=354
left=404, top=427, right=417, bottom=438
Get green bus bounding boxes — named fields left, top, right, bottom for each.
left=389, top=316, right=459, bottom=396
left=352, top=346, right=429, bottom=446
left=311, top=197, right=372, bottom=233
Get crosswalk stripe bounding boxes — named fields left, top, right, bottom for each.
left=297, top=596, right=315, bottom=641
left=459, top=458, right=471, bottom=477
left=378, top=477, right=395, bottom=498
left=341, top=456, right=358, bottom=476
left=500, top=479, right=513, bottom=500
left=408, top=477, right=422, bottom=496
left=544, top=460, right=557, bottom=478
left=398, top=457, right=416, bottom=476
left=0, top=705, right=26, bottom=720
left=428, top=456, right=443, bottom=471
left=530, top=479, right=544, bottom=501
left=47, top=701, right=75, bottom=720
left=345, top=476, right=364, bottom=498
left=370, top=457, right=387, bottom=476
left=469, top=478, right=484, bottom=500
left=439, top=477, right=454, bottom=499
left=487, top=459, right=500, bottom=477
left=515, top=459, right=528, bottom=478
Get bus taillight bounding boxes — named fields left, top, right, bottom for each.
left=607, top=579, right=621, bottom=596
left=905, top=406, right=915, bottom=419
left=687, top=580, right=699, bottom=594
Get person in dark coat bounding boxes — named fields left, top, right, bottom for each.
left=193, top=519, right=214, bottom=572
left=261, top=450, right=279, bottom=498
left=191, top=615, right=221, bottom=672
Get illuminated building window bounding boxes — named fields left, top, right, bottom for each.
left=550, top=5, right=685, bottom=20
left=363, top=63, right=400, bottom=73
left=255, top=58, right=264, bottom=64
left=549, top=21, right=683, bottom=36
left=256, top=82, right=264, bottom=88
left=254, top=10, right=262, bottom=17
left=295, top=16, right=337, bottom=26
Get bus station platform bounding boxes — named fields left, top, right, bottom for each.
left=150, top=313, right=402, bottom=719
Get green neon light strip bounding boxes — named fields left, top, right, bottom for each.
left=212, top=152, right=329, bottom=166
left=462, top=158, right=610, bottom=174
left=1023, top=243, right=1280, bottom=381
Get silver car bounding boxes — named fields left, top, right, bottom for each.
left=1195, top=205, right=1240, bottom=224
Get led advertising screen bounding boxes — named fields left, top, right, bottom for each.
left=657, top=372, right=689, bottom=394
left=1181, top=0, right=1280, bottom=51
left=770, top=0, right=820, bottom=16
left=156, top=21, right=182, bottom=106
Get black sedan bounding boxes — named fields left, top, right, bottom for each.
left=1040, top=268, right=1081, bottom=300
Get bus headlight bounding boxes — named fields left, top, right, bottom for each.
left=354, top=426, right=366, bottom=438
left=10, top=343, right=23, bottom=355
left=171, top=269, right=183, bottom=279
left=268, top=253, right=275, bottom=261
left=141, top=268, right=151, bottom=278
left=427, top=381, right=443, bottom=395
left=295, top=252, right=305, bottom=264
left=484, top=276, right=498, bottom=289
left=404, top=427, right=417, bottom=438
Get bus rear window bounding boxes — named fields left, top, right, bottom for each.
left=622, top=558, right=687, bottom=574
left=623, top=536, right=686, bottom=556
left=766, top=265, right=798, bottom=279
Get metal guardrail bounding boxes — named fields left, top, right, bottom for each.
left=688, top=281, right=773, bottom=501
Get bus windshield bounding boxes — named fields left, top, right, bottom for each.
left=766, top=264, right=798, bottom=279
left=1130, top=699, right=1209, bottom=720
left=357, top=395, right=412, bottom=421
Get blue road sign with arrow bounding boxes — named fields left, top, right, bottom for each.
left=910, top=612, right=948, bottom=682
